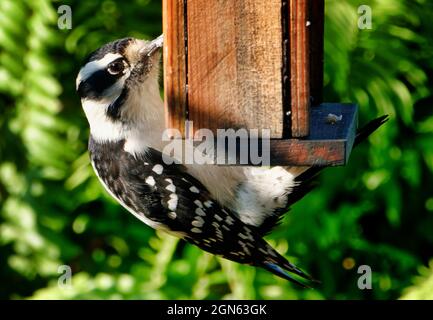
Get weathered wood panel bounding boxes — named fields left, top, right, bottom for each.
left=163, top=0, right=187, bottom=136
left=163, top=0, right=324, bottom=139
left=162, top=1, right=350, bottom=167
left=185, top=0, right=284, bottom=138
left=289, top=0, right=310, bottom=137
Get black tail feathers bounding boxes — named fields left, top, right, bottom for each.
left=261, top=262, right=312, bottom=288
left=258, top=241, right=320, bottom=288
left=259, top=259, right=320, bottom=288
left=354, top=115, right=389, bottom=147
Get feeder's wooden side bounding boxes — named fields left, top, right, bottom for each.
left=289, top=0, right=310, bottom=138
left=287, top=0, right=325, bottom=137
left=164, top=0, right=284, bottom=138
left=163, top=0, right=187, bottom=136
left=163, top=0, right=324, bottom=138
left=163, top=0, right=357, bottom=167
left=187, top=0, right=284, bottom=138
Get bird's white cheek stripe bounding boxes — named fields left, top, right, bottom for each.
left=82, top=99, right=125, bottom=142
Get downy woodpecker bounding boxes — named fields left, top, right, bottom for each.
left=76, top=36, right=387, bottom=286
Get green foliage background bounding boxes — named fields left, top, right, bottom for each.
left=0, top=0, right=432, bottom=300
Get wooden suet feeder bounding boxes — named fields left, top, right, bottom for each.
left=162, top=0, right=358, bottom=166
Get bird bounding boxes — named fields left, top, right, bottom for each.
left=76, top=35, right=387, bottom=287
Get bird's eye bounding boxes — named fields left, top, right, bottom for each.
left=107, top=59, right=126, bottom=75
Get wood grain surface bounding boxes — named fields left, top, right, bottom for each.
left=163, top=0, right=330, bottom=144
left=163, top=0, right=187, bottom=136
left=289, top=0, right=310, bottom=137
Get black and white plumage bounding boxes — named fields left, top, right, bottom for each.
left=76, top=35, right=387, bottom=286
left=89, top=137, right=312, bottom=285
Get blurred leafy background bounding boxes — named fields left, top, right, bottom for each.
left=0, top=0, right=432, bottom=300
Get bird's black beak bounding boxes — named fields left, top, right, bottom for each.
left=141, top=34, right=164, bottom=57
left=129, top=35, right=163, bottom=81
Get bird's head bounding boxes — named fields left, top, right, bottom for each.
left=76, top=35, right=164, bottom=142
